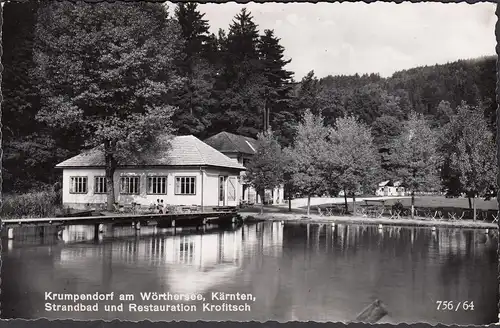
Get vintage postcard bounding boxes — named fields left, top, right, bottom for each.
left=1, top=0, right=498, bottom=325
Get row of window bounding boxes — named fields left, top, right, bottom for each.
left=70, top=176, right=196, bottom=195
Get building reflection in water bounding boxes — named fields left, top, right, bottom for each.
left=2, top=221, right=496, bottom=324
left=54, top=221, right=284, bottom=295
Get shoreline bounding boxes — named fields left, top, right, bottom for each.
left=239, top=212, right=498, bottom=230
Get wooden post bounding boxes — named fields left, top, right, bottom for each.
left=473, top=196, right=477, bottom=221
left=135, top=222, right=141, bottom=230
left=352, top=193, right=356, bottom=216
left=411, top=190, right=415, bottom=220
left=353, top=299, right=388, bottom=323
left=343, top=189, right=348, bottom=213
left=307, top=195, right=311, bottom=216
left=98, top=224, right=104, bottom=233
left=93, top=223, right=99, bottom=241
left=7, top=228, right=14, bottom=240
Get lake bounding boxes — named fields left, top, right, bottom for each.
left=1, top=221, right=497, bottom=324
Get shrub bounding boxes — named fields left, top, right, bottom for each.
left=2, top=190, right=60, bottom=219
left=392, top=201, right=404, bottom=213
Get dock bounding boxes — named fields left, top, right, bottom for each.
left=2, top=210, right=240, bottom=240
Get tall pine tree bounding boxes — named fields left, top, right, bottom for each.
left=173, top=3, right=215, bottom=136
left=258, top=29, right=295, bottom=146
left=209, top=8, right=265, bottom=138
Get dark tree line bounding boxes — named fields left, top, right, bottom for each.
left=2, top=1, right=497, bottom=195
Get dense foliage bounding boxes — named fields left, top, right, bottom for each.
left=245, top=130, right=285, bottom=214
left=33, top=2, right=182, bottom=209
left=389, top=112, right=441, bottom=218
left=284, top=110, right=329, bottom=215
left=448, top=103, right=497, bottom=219
left=3, top=2, right=497, bottom=201
left=325, top=116, right=380, bottom=213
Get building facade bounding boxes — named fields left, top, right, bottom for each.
left=375, top=180, right=405, bottom=197
left=204, top=132, right=284, bottom=205
left=56, top=135, right=245, bottom=210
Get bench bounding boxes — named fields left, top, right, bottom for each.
left=358, top=205, right=384, bottom=218
left=180, top=205, right=200, bottom=213
left=318, top=205, right=345, bottom=216
left=361, top=200, right=386, bottom=218
left=325, top=204, right=346, bottom=216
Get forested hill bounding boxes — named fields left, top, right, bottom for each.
left=304, top=55, right=497, bottom=130
left=2, top=1, right=497, bottom=193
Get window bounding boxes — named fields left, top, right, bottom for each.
left=70, top=176, right=88, bottom=194
left=219, top=176, right=226, bottom=202
left=120, top=176, right=140, bottom=194
left=94, top=176, right=107, bottom=194
left=175, top=176, right=196, bottom=195
left=147, top=176, right=167, bottom=194
left=179, top=237, right=194, bottom=264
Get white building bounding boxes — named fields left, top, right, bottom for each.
left=375, top=180, right=405, bottom=197
left=55, top=135, right=245, bottom=210
left=204, top=131, right=285, bottom=205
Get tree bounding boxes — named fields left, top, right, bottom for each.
left=175, top=2, right=211, bottom=66
left=317, top=87, right=346, bottom=127
left=259, top=29, right=294, bottom=144
left=33, top=2, right=183, bottom=210
left=295, top=71, right=320, bottom=117
left=434, top=100, right=454, bottom=128
left=2, top=1, right=68, bottom=192
left=326, top=116, right=380, bottom=214
left=209, top=8, right=265, bottom=138
left=286, top=109, right=329, bottom=215
left=449, top=103, right=496, bottom=220
left=343, top=83, right=385, bottom=125
left=281, top=150, right=298, bottom=212
left=173, top=3, right=215, bottom=136
left=390, top=112, right=441, bottom=219
left=435, top=100, right=463, bottom=198
left=371, top=115, right=403, bottom=178
left=245, top=130, right=285, bottom=214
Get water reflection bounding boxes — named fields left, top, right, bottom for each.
left=1, top=222, right=497, bottom=324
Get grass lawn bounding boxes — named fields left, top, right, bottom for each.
left=244, top=195, right=499, bottom=223
left=371, top=196, right=497, bottom=210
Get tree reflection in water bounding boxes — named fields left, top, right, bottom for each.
left=1, top=222, right=497, bottom=324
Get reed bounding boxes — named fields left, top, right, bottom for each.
left=2, top=190, right=61, bottom=219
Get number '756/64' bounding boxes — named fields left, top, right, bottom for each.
left=436, top=301, right=475, bottom=311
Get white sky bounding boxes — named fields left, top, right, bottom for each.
left=167, top=2, right=496, bottom=80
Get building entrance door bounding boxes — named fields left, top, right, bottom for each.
left=218, top=176, right=226, bottom=206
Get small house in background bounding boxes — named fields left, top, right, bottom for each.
left=375, top=180, right=405, bottom=197
left=204, top=131, right=284, bottom=205
left=55, top=135, right=245, bottom=210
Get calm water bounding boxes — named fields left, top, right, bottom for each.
left=1, top=221, right=498, bottom=324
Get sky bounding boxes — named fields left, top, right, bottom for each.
left=167, top=2, right=496, bottom=80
